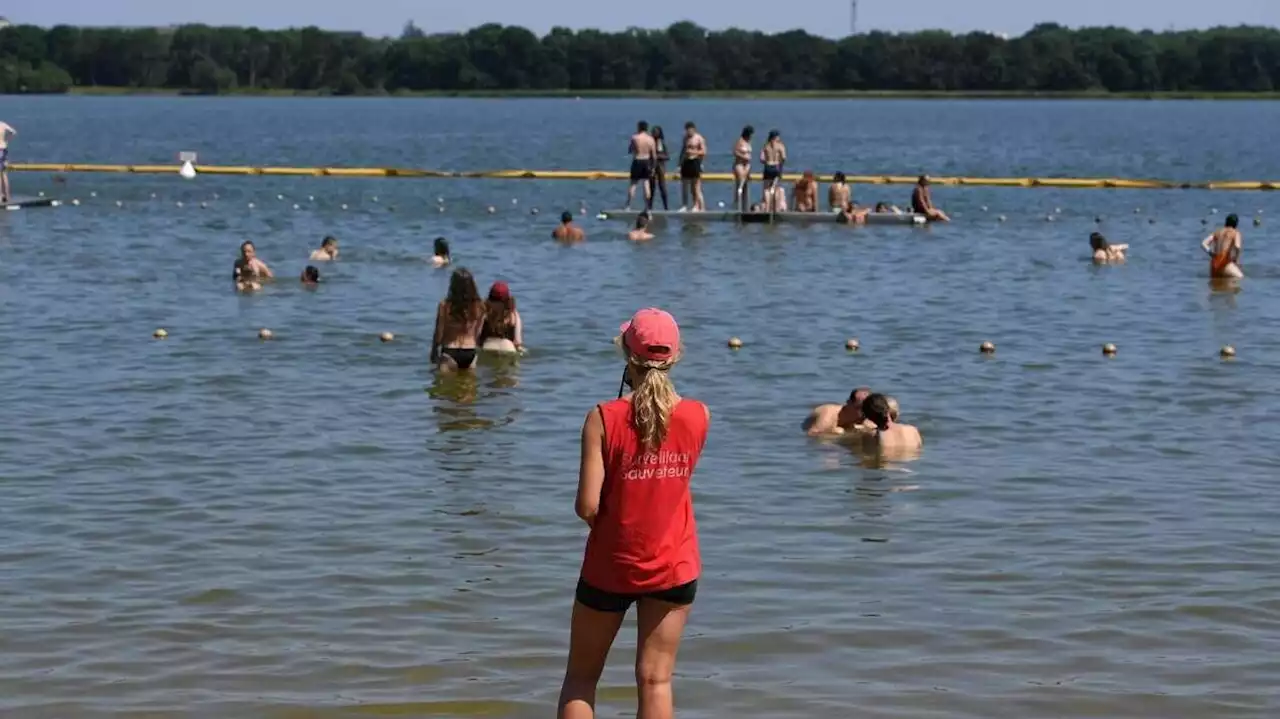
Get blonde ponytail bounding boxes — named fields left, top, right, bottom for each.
left=630, top=358, right=680, bottom=450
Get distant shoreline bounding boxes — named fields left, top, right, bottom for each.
left=49, top=87, right=1280, bottom=101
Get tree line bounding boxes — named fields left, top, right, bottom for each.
left=1, top=21, right=1278, bottom=95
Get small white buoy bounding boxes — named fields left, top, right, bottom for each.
left=176, top=201, right=184, bottom=208
left=580, top=207, right=587, bottom=215
left=531, top=208, right=540, bottom=216
left=1102, top=343, right=1117, bottom=356
left=153, top=328, right=168, bottom=339
left=439, top=206, right=446, bottom=213
left=1133, top=207, right=1141, bottom=214
left=487, top=206, right=496, bottom=214
left=998, top=215, right=1007, bottom=222
left=71, top=199, right=80, bottom=206
left=292, top=203, right=300, bottom=210
left=372, top=196, right=379, bottom=203
left=116, top=200, right=123, bottom=208
left=437, top=196, right=445, bottom=204
left=90, top=192, right=97, bottom=198
left=179, top=160, right=197, bottom=180
left=248, top=202, right=255, bottom=209
left=379, top=332, right=395, bottom=343
left=200, top=202, right=207, bottom=209
left=341, top=204, right=348, bottom=210
left=1045, top=215, right=1055, bottom=222
left=846, top=338, right=860, bottom=352
left=512, top=198, right=519, bottom=205
left=258, top=328, right=274, bottom=341
left=980, top=341, right=996, bottom=354
left=277, top=194, right=285, bottom=201
left=213, top=193, right=220, bottom=200
left=50, top=200, right=61, bottom=207
left=980, top=205, right=988, bottom=212
left=718, top=201, right=725, bottom=208
left=150, top=193, right=157, bottom=199
left=38, top=191, right=45, bottom=198
left=728, top=337, right=743, bottom=349
left=1054, top=207, right=1062, bottom=214
left=1220, top=345, right=1236, bottom=359
left=1211, top=208, right=1219, bottom=214
left=308, top=195, right=315, bottom=202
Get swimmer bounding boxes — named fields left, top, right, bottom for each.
left=1202, top=214, right=1244, bottom=279
left=910, top=175, right=951, bottom=223
left=432, top=237, right=451, bottom=267
left=628, top=213, right=655, bottom=242
left=309, top=236, right=339, bottom=261
left=760, top=129, right=787, bottom=207
left=874, top=201, right=903, bottom=215
left=732, top=126, right=754, bottom=213
left=430, top=268, right=486, bottom=373
left=862, top=393, right=922, bottom=451
left=553, top=211, right=587, bottom=243
left=803, top=386, right=875, bottom=437
left=679, top=121, right=707, bottom=211
left=793, top=170, right=819, bottom=212
left=1089, top=232, right=1129, bottom=264
left=626, top=120, right=656, bottom=210
left=233, top=240, right=273, bottom=291
left=480, top=281, right=524, bottom=354
left=300, top=265, right=320, bottom=285
left=828, top=171, right=851, bottom=211
left=837, top=200, right=869, bottom=225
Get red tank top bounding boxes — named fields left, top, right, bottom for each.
left=580, top=397, right=708, bottom=594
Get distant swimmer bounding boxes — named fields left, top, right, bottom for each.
left=828, top=172, right=851, bottom=211
left=760, top=130, right=787, bottom=206
left=300, top=265, right=321, bottom=285
left=732, top=126, right=754, bottom=213
left=679, top=121, right=707, bottom=211
left=793, top=170, right=819, bottom=212
left=233, top=240, right=273, bottom=291
left=628, top=213, right=654, bottom=242
left=310, top=235, right=339, bottom=261
left=0, top=120, right=15, bottom=204
left=1202, top=214, right=1243, bottom=279
left=480, top=281, right=524, bottom=355
left=626, top=120, right=657, bottom=210
left=647, top=125, right=670, bottom=211
left=837, top=200, right=869, bottom=225
left=1089, top=232, right=1129, bottom=264
left=430, top=268, right=486, bottom=372
left=910, top=175, right=951, bottom=223
left=874, top=201, right=903, bottom=215
left=432, top=237, right=451, bottom=267
left=803, top=386, right=875, bottom=437
left=862, top=393, right=922, bottom=451
left=553, top=210, right=587, bottom=243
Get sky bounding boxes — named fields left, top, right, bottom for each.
left=2, top=0, right=1277, bottom=38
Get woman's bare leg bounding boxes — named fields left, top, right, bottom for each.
left=634, top=599, right=693, bottom=719
left=558, top=601, right=627, bottom=719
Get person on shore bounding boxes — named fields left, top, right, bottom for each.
left=479, top=281, right=524, bottom=355
left=732, top=126, right=754, bottom=213
left=554, top=211, right=587, bottom=243
left=793, top=170, right=819, bottom=212
left=828, top=172, right=851, bottom=212
left=628, top=213, right=655, bottom=242
left=803, top=386, right=875, bottom=436
left=558, top=308, right=710, bottom=719
left=430, top=268, right=486, bottom=372
left=626, top=121, right=657, bottom=210
left=432, top=237, right=452, bottom=267
left=1089, top=232, right=1129, bottom=264
left=647, top=125, right=670, bottom=212
left=910, top=175, right=951, bottom=223
left=760, top=130, right=787, bottom=207
left=1202, top=214, right=1243, bottom=279
left=300, top=265, right=321, bottom=285
left=310, top=236, right=339, bottom=261
left=679, top=121, right=706, bottom=212
left=0, top=120, right=15, bottom=204
left=862, top=393, right=922, bottom=451
left=233, top=240, right=273, bottom=291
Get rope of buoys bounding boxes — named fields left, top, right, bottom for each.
left=9, top=163, right=1280, bottom=190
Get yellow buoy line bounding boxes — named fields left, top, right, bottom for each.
left=11, top=163, right=1280, bottom=190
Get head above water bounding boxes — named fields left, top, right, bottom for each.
left=302, top=265, right=320, bottom=283
left=561, top=210, right=574, bottom=224
left=874, top=201, right=889, bottom=212
left=847, top=386, right=872, bottom=410
left=741, top=125, right=755, bottom=141
left=635, top=213, right=649, bottom=229
left=240, top=240, right=256, bottom=258
left=321, top=235, right=337, bottom=249
left=767, top=129, right=781, bottom=142
left=1226, top=213, right=1239, bottom=228
left=434, top=237, right=450, bottom=258
left=619, top=308, right=683, bottom=450
left=637, top=120, right=649, bottom=133
left=1089, top=232, right=1110, bottom=251
left=863, top=393, right=893, bottom=431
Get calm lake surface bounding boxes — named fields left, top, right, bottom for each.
left=1, top=97, right=1279, bottom=718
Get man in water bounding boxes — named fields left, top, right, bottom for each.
left=910, top=175, right=951, bottom=223
left=626, top=121, right=656, bottom=210
left=793, top=170, right=819, bottom=212
left=862, top=393, right=922, bottom=451
left=0, top=120, right=16, bottom=204
left=679, top=121, right=706, bottom=212
left=627, top=213, right=654, bottom=242
left=553, top=210, right=586, bottom=243
left=828, top=172, right=851, bottom=211
left=310, top=236, right=339, bottom=261
left=1202, top=213, right=1243, bottom=279
left=803, top=386, right=875, bottom=437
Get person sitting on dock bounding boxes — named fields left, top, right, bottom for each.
left=627, top=213, right=654, bottom=242
left=553, top=211, right=586, bottom=243
left=803, top=386, right=876, bottom=437
left=1089, top=232, right=1128, bottom=264
left=828, top=172, right=851, bottom=212
left=310, top=236, right=339, bottom=261
left=762, top=183, right=788, bottom=213
left=793, top=170, right=819, bottom=212
left=626, top=121, right=656, bottom=211
left=0, top=120, right=15, bottom=204
left=837, top=200, right=869, bottom=225
left=910, top=175, right=951, bottom=223
left=233, top=240, right=273, bottom=291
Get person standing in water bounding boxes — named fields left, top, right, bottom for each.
left=233, top=241, right=274, bottom=291
left=804, top=386, right=875, bottom=436
left=430, top=268, right=486, bottom=372
left=1202, top=214, right=1244, bottom=279
left=553, top=211, right=587, bottom=243
left=628, top=213, right=655, bottom=242
left=910, top=175, right=951, bottom=223
left=678, top=121, right=707, bottom=212
left=647, top=126, right=671, bottom=212
left=862, top=393, right=922, bottom=451
left=1089, top=232, right=1129, bottom=264
left=759, top=130, right=787, bottom=207
left=0, top=120, right=15, bottom=204
left=732, top=126, right=754, bottom=213
left=558, top=308, right=710, bottom=719
left=310, top=236, right=339, bottom=261
left=480, top=281, right=524, bottom=355
left=626, top=121, right=657, bottom=210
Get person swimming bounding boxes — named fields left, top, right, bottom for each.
left=430, top=268, right=486, bottom=372
left=837, top=200, right=869, bottom=225
left=300, top=265, right=320, bottom=285
left=628, top=213, right=654, bottom=242
left=479, top=281, right=524, bottom=355
left=233, top=240, right=273, bottom=291
left=1202, top=214, right=1243, bottom=279
left=803, top=386, right=876, bottom=436
left=310, top=236, right=339, bottom=261
left=432, top=237, right=451, bottom=268
left=553, top=211, right=587, bottom=242
left=862, top=393, right=922, bottom=451
left=874, top=201, right=903, bottom=214
left=1089, top=232, right=1129, bottom=264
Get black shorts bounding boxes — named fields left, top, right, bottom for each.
left=440, top=346, right=477, bottom=369
left=762, top=164, right=782, bottom=183
left=680, top=158, right=702, bottom=180
left=575, top=577, right=698, bottom=613
left=630, top=159, right=653, bottom=183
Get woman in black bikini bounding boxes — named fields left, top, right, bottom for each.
left=430, top=268, right=486, bottom=372
left=647, top=126, right=670, bottom=212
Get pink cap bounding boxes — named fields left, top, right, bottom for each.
left=619, top=308, right=680, bottom=363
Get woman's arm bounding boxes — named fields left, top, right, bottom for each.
left=256, top=259, right=275, bottom=279
left=512, top=310, right=524, bottom=348
left=1201, top=235, right=1215, bottom=254
left=430, top=303, right=444, bottom=361
left=575, top=407, right=605, bottom=527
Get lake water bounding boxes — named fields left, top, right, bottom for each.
left=1, top=97, right=1279, bottom=718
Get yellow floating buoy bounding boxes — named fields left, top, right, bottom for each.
left=1220, top=345, right=1236, bottom=359
left=728, top=337, right=743, bottom=350
left=380, top=332, right=395, bottom=343
left=845, top=338, right=860, bottom=352
left=1102, top=343, right=1117, bottom=356
left=153, top=328, right=168, bottom=339
left=980, top=341, right=995, bottom=354
left=259, top=328, right=274, bottom=341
